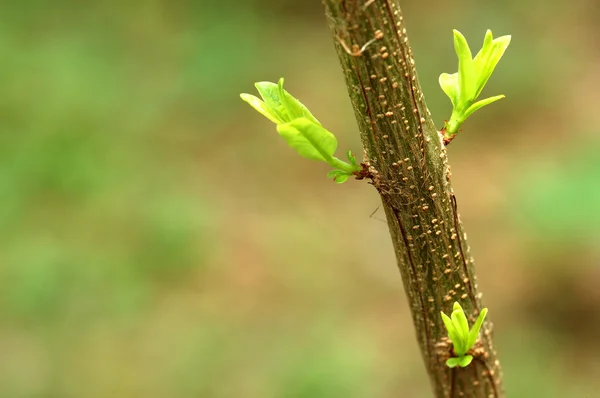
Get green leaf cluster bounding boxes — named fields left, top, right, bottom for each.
left=440, top=302, right=488, bottom=368
left=240, top=78, right=360, bottom=183
left=439, top=30, right=511, bottom=140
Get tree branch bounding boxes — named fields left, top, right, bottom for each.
left=321, top=1, right=503, bottom=396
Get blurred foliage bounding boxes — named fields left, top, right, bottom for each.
left=515, top=133, right=600, bottom=245
left=0, top=0, right=599, bottom=397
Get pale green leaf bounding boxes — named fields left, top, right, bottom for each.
left=254, top=81, right=290, bottom=123
left=446, top=357, right=460, bottom=368
left=346, top=150, right=358, bottom=166
left=483, top=29, right=494, bottom=51
left=453, top=301, right=463, bottom=312
left=458, top=355, right=473, bottom=367
left=327, top=169, right=346, bottom=178
left=472, top=30, right=494, bottom=71
left=240, top=93, right=284, bottom=125
left=439, top=72, right=459, bottom=107
left=451, top=308, right=470, bottom=355
left=333, top=174, right=349, bottom=183
left=463, top=95, right=505, bottom=119
left=453, top=30, right=476, bottom=103
left=441, top=311, right=461, bottom=348
left=473, top=32, right=511, bottom=98
left=276, top=117, right=337, bottom=162
left=277, top=78, right=321, bottom=126
left=327, top=169, right=351, bottom=183
left=467, top=308, right=488, bottom=350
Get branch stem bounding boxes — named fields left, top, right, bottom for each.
left=321, top=1, right=503, bottom=396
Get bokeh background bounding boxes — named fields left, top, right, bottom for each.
left=1, top=0, right=599, bottom=397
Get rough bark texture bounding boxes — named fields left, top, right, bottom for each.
left=321, top=1, right=503, bottom=397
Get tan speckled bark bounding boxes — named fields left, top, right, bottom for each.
left=322, top=1, right=503, bottom=397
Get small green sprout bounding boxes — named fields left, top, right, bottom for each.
left=439, top=29, right=511, bottom=143
left=440, top=302, right=488, bottom=368
left=240, top=78, right=361, bottom=183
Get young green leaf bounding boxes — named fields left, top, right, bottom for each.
left=241, top=79, right=322, bottom=127
left=473, top=33, right=512, bottom=98
left=439, top=29, right=510, bottom=141
left=452, top=301, right=462, bottom=312
left=451, top=308, right=470, bottom=355
left=327, top=169, right=353, bottom=183
left=277, top=78, right=321, bottom=126
left=463, top=95, right=505, bottom=119
left=467, top=308, right=488, bottom=350
left=446, top=357, right=461, bottom=368
left=327, top=169, right=345, bottom=178
left=458, top=355, right=473, bottom=367
left=334, top=174, right=349, bottom=183
left=240, top=93, right=285, bottom=125
left=439, top=72, right=459, bottom=108
left=254, top=81, right=289, bottom=123
left=241, top=79, right=361, bottom=183
left=441, top=311, right=461, bottom=349
left=276, top=117, right=337, bottom=162
left=442, top=302, right=491, bottom=368
left=453, top=30, right=476, bottom=104
left=346, top=150, right=358, bottom=166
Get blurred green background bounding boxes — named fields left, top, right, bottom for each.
left=1, top=0, right=599, bottom=397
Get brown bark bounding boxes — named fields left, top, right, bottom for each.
left=321, top=1, right=503, bottom=397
